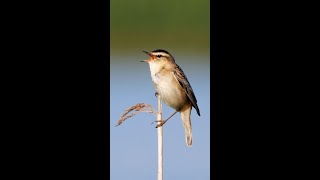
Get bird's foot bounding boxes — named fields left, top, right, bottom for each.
left=151, top=120, right=161, bottom=125
left=155, top=120, right=167, bottom=128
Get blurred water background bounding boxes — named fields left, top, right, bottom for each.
left=110, top=0, right=210, bottom=179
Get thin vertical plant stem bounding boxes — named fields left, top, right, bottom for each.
left=157, top=95, right=163, bottom=180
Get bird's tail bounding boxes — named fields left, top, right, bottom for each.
left=180, top=105, right=192, bottom=147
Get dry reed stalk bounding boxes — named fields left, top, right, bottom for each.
left=157, top=95, right=163, bottom=180
left=116, top=100, right=163, bottom=180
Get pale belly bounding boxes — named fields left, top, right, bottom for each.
left=152, top=73, right=188, bottom=110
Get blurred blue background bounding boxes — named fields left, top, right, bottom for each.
left=110, top=0, right=210, bottom=179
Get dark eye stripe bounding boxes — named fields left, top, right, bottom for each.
left=156, top=55, right=162, bottom=58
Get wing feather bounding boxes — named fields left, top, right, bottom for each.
left=172, top=64, right=201, bottom=116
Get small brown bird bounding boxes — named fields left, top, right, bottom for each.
left=141, top=49, right=200, bottom=147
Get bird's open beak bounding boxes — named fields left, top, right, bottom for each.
left=140, top=51, right=153, bottom=62
left=141, top=50, right=155, bottom=62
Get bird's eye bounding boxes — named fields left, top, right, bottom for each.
left=156, top=55, right=162, bottom=58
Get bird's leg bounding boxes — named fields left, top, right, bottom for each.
left=155, top=110, right=178, bottom=128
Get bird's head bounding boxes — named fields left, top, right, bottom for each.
left=141, top=49, right=175, bottom=64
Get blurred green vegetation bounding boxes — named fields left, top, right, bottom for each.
left=111, top=0, right=210, bottom=53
